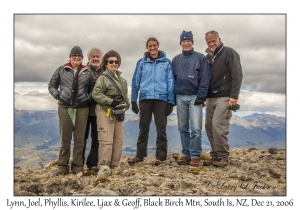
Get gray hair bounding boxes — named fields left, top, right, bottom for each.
left=87, top=47, right=103, bottom=59
left=205, top=30, right=220, bottom=38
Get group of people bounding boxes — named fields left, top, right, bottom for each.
left=48, top=30, right=243, bottom=175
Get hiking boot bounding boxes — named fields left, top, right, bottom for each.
left=212, top=158, right=228, bottom=167
left=71, top=167, right=83, bottom=174
left=91, top=166, right=99, bottom=172
left=128, top=157, right=144, bottom=165
left=72, top=170, right=83, bottom=174
left=110, top=166, right=122, bottom=173
left=54, top=170, right=69, bottom=176
left=154, top=160, right=162, bottom=166
left=203, top=158, right=219, bottom=166
left=189, top=158, right=200, bottom=167
left=177, top=156, right=191, bottom=165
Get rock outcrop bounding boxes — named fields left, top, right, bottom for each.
left=14, top=148, right=286, bottom=196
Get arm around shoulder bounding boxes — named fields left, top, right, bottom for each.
left=197, top=56, right=210, bottom=99
left=88, top=71, right=96, bottom=101
left=131, top=59, right=143, bottom=102
left=92, top=76, right=112, bottom=106
left=167, top=61, right=175, bottom=104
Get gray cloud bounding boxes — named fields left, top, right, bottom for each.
left=14, top=83, right=285, bottom=117
left=238, top=90, right=285, bottom=113
left=14, top=14, right=285, bottom=94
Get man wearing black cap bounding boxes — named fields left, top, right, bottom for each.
left=203, top=30, right=243, bottom=167
left=172, top=31, right=210, bottom=167
left=48, top=46, right=95, bottom=175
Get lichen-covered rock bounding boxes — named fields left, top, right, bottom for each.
left=90, top=188, right=119, bottom=196
left=97, top=166, right=110, bottom=178
left=268, top=168, right=282, bottom=179
left=14, top=148, right=286, bottom=196
left=268, top=148, right=279, bottom=154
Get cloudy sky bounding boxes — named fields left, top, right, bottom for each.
left=3, top=0, right=300, bottom=206
left=14, top=14, right=286, bottom=117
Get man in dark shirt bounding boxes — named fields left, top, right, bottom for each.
left=203, top=30, right=243, bottom=167
left=83, top=47, right=104, bottom=172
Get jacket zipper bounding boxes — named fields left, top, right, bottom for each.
left=153, top=60, right=156, bottom=94
left=181, top=55, right=186, bottom=93
left=70, top=70, right=75, bottom=106
left=70, top=68, right=85, bottom=106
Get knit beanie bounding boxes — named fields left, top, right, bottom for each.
left=70, top=46, right=83, bottom=58
left=180, top=31, right=194, bottom=45
left=101, top=50, right=122, bottom=70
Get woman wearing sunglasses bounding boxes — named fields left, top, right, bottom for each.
left=129, top=37, right=175, bottom=166
left=92, top=50, right=130, bottom=172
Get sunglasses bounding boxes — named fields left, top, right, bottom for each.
left=108, top=60, right=119, bottom=64
left=72, top=54, right=83, bottom=58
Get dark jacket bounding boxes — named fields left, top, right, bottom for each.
left=48, top=62, right=95, bottom=108
left=86, top=63, right=105, bottom=116
left=172, top=48, right=210, bottom=99
left=205, top=43, right=243, bottom=99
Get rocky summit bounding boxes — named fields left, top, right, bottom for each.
left=14, top=148, right=286, bottom=196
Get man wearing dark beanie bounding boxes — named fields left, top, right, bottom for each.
left=180, top=31, right=194, bottom=44
left=172, top=31, right=210, bottom=167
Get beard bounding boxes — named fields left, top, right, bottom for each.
left=90, top=60, right=101, bottom=69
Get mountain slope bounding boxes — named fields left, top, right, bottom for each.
left=14, top=110, right=286, bottom=168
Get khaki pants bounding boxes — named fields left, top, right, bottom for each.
left=205, top=97, right=232, bottom=160
left=58, top=106, right=89, bottom=173
left=95, top=104, right=124, bottom=168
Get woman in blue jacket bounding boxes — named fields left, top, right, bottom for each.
left=129, top=37, right=175, bottom=166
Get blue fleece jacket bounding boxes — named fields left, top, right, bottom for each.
left=172, top=48, right=210, bottom=99
left=131, top=50, right=175, bottom=104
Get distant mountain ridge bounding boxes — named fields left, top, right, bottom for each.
left=243, top=113, right=285, bottom=120
left=14, top=110, right=286, bottom=168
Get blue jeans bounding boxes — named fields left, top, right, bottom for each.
left=176, top=94, right=203, bottom=158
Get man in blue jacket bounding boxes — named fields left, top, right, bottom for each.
left=172, top=31, right=210, bottom=167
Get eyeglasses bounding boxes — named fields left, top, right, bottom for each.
left=72, top=54, right=83, bottom=58
left=181, top=40, right=192, bottom=43
left=108, top=60, right=119, bottom=64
